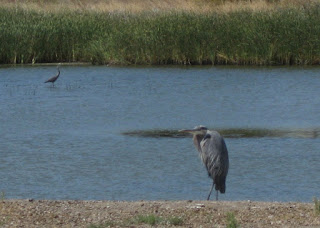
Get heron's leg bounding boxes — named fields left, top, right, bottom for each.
left=216, top=190, right=218, bottom=201
left=207, top=181, right=215, bottom=200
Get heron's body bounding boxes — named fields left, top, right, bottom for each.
left=180, top=126, right=229, bottom=200
left=45, top=66, right=60, bottom=86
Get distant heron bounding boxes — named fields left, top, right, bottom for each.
left=180, top=125, right=229, bottom=200
left=45, top=64, right=60, bottom=87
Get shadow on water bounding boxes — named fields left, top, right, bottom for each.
left=122, top=128, right=320, bottom=139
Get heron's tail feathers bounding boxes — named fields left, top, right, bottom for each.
left=215, top=179, right=226, bottom=193
left=216, top=183, right=226, bottom=193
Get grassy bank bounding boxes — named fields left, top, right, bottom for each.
left=1, top=3, right=320, bottom=65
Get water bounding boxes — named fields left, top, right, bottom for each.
left=1, top=65, right=320, bottom=202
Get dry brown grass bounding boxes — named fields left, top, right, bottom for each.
left=1, top=0, right=320, bottom=13
left=218, top=0, right=320, bottom=12
left=0, top=0, right=215, bottom=13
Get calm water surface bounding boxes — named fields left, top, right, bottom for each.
left=1, top=65, right=320, bottom=202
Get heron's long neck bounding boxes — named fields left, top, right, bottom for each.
left=193, top=134, right=204, bottom=153
left=57, top=68, right=60, bottom=77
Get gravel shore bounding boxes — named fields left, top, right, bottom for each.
left=0, top=200, right=319, bottom=227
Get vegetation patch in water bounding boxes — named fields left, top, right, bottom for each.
left=122, top=128, right=320, bottom=139
left=122, top=129, right=186, bottom=138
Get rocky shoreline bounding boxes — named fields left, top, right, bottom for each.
left=0, top=200, right=319, bottom=227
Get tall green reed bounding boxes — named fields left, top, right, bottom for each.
left=1, top=6, right=320, bottom=65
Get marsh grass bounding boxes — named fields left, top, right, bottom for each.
left=134, top=214, right=163, bottom=225
left=87, top=221, right=116, bottom=228
left=88, top=214, right=183, bottom=227
left=1, top=4, right=320, bottom=65
left=0, top=191, right=5, bottom=200
left=129, top=214, right=184, bottom=226
left=167, top=216, right=184, bottom=225
left=314, top=197, right=320, bottom=215
left=226, top=212, right=240, bottom=228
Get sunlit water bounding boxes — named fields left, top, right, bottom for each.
left=1, top=65, right=320, bottom=202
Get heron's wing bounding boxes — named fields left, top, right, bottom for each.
left=45, top=76, right=54, bottom=83
left=45, top=74, right=58, bottom=83
left=200, top=131, right=229, bottom=180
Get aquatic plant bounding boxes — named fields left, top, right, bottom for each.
left=1, top=5, right=320, bottom=65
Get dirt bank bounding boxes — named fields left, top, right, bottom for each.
left=0, top=200, right=319, bottom=227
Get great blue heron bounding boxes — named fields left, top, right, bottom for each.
left=45, top=64, right=60, bottom=87
left=180, top=125, right=229, bottom=200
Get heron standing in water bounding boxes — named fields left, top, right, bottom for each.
left=180, top=125, right=229, bottom=200
left=45, top=64, right=61, bottom=87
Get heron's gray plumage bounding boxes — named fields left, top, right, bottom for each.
left=199, top=130, right=229, bottom=193
left=180, top=125, right=229, bottom=200
left=45, top=65, right=60, bottom=86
